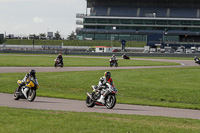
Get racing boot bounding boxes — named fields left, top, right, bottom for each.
left=16, top=83, right=24, bottom=94
left=22, top=87, right=29, bottom=99
left=97, top=95, right=105, bottom=104
left=16, top=86, right=20, bottom=94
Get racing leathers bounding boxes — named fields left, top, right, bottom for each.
left=110, top=55, right=117, bottom=62
left=57, top=55, right=63, bottom=65
left=95, top=76, right=115, bottom=104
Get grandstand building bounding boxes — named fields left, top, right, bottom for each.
left=76, top=0, right=200, bottom=48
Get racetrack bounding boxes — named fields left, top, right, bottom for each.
left=1, top=93, right=200, bottom=120
left=0, top=57, right=200, bottom=120
left=0, top=58, right=198, bottom=73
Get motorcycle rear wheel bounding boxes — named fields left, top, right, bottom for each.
left=106, top=95, right=116, bottom=109
left=13, top=88, right=20, bottom=100
left=28, top=89, right=36, bottom=102
left=86, top=96, right=95, bottom=108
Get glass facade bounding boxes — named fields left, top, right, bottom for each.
left=77, top=17, right=200, bottom=41
left=83, top=18, right=200, bottom=30
left=76, top=0, right=200, bottom=42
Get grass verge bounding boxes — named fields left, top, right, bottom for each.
left=0, top=106, right=200, bottom=133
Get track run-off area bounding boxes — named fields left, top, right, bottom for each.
left=0, top=56, right=200, bottom=120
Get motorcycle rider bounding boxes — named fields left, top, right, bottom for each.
left=56, top=53, right=63, bottom=65
left=194, top=56, right=200, bottom=64
left=122, top=54, right=126, bottom=58
left=16, top=69, right=39, bottom=98
left=94, top=71, right=115, bottom=104
left=122, top=54, right=129, bottom=59
left=110, top=54, right=117, bottom=62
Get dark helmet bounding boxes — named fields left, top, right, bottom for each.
left=29, top=69, right=36, bottom=77
left=104, top=71, right=111, bottom=79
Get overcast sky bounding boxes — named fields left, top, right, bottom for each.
left=0, top=0, right=86, bottom=38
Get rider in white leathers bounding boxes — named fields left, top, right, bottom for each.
left=110, top=54, right=117, bottom=61
left=95, top=71, right=115, bottom=104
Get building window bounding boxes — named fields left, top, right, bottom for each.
left=169, top=20, right=179, bottom=25
left=133, top=20, right=143, bottom=24
left=121, top=19, right=131, bottom=24
left=97, top=19, right=108, bottom=23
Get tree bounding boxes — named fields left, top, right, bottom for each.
left=54, top=31, right=61, bottom=40
left=67, top=31, right=76, bottom=40
left=39, top=33, right=46, bottom=40
left=29, top=34, right=39, bottom=39
left=39, top=33, right=46, bottom=37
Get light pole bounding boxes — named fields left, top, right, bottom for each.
left=33, top=39, right=34, bottom=50
left=43, top=40, right=46, bottom=50
left=21, top=34, right=23, bottom=45
left=111, top=36, right=114, bottom=47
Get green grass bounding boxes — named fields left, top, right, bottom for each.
left=6, top=39, right=146, bottom=47
left=134, top=56, right=194, bottom=60
left=0, top=54, right=199, bottom=132
left=1, top=67, right=200, bottom=109
left=0, top=106, right=200, bottom=133
left=0, top=54, right=179, bottom=67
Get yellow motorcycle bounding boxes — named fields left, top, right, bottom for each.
left=13, top=80, right=39, bottom=102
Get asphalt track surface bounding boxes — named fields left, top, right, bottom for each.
left=0, top=58, right=198, bottom=73
left=1, top=57, right=200, bottom=120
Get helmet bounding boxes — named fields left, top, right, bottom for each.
left=112, top=54, right=115, bottom=56
left=104, top=71, right=111, bottom=79
left=29, top=69, right=36, bottom=77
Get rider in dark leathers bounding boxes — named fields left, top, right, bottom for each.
left=57, top=53, right=63, bottom=65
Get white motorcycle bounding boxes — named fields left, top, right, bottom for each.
left=86, top=85, right=118, bottom=109
left=13, top=80, right=38, bottom=102
left=109, top=59, right=118, bottom=67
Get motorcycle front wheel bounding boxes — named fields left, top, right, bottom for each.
left=13, top=88, right=20, bottom=100
left=86, top=96, right=95, bottom=108
left=55, top=63, right=57, bottom=68
left=110, top=62, right=113, bottom=67
left=28, top=89, right=36, bottom=102
left=115, top=62, right=118, bottom=67
left=106, top=95, right=116, bottom=109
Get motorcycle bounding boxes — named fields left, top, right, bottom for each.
left=54, top=58, right=63, bottom=68
left=86, top=85, right=118, bottom=109
left=109, top=59, right=118, bottom=67
left=13, top=80, right=38, bottom=102
left=122, top=54, right=130, bottom=59
left=194, top=56, right=200, bottom=65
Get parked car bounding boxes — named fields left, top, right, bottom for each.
left=112, top=49, right=119, bottom=52
left=86, top=47, right=95, bottom=52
